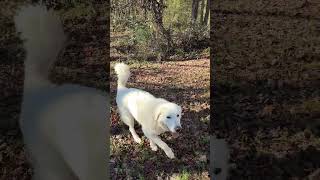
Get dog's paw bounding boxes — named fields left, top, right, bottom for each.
left=133, top=137, right=142, bottom=144
left=150, top=145, right=158, bottom=151
left=165, top=149, right=175, bottom=159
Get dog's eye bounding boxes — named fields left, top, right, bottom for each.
left=177, top=114, right=179, bottom=117
left=166, top=116, right=171, bottom=119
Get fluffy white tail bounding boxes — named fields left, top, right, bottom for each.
left=14, top=4, right=66, bottom=90
left=114, top=63, right=130, bottom=88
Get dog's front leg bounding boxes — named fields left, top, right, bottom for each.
left=149, top=139, right=158, bottom=151
left=143, top=129, right=175, bottom=159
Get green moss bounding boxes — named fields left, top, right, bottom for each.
left=176, top=170, right=191, bottom=180
left=301, top=98, right=320, bottom=113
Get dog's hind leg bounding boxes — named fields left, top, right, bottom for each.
left=118, top=108, right=142, bottom=143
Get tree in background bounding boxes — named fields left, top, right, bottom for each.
left=111, top=0, right=210, bottom=61
left=145, top=0, right=173, bottom=60
left=192, top=0, right=209, bottom=25
left=191, top=0, right=199, bottom=24
left=203, top=0, right=210, bottom=25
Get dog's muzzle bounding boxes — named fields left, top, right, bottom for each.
left=174, top=126, right=182, bottom=133
left=172, top=126, right=182, bottom=138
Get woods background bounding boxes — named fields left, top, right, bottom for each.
left=111, top=0, right=210, bottom=62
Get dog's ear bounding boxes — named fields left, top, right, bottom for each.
left=154, top=106, right=163, bottom=122
left=155, top=112, right=161, bottom=122
left=154, top=106, right=169, bottom=130
left=155, top=105, right=169, bottom=123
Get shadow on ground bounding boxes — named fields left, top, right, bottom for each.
left=211, top=75, right=320, bottom=179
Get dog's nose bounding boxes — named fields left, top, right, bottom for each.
left=174, top=126, right=182, bottom=132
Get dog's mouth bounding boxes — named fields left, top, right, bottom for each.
left=172, top=132, right=179, bottom=138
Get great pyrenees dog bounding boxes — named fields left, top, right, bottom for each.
left=15, top=5, right=108, bottom=180
left=114, top=63, right=182, bottom=159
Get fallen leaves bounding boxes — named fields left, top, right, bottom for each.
left=260, top=105, right=275, bottom=117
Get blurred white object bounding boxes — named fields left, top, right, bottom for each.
left=210, top=136, right=229, bottom=180
left=14, top=4, right=108, bottom=180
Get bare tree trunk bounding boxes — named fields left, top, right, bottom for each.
left=200, top=0, right=205, bottom=24
left=149, top=0, right=172, bottom=60
left=191, top=0, right=199, bottom=23
left=203, top=0, right=210, bottom=25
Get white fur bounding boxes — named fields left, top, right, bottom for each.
left=15, top=5, right=108, bottom=180
left=114, top=63, right=182, bottom=159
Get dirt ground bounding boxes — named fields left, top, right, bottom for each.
left=110, top=59, right=210, bottom=179
left=211, top=1, right=320, bottom=179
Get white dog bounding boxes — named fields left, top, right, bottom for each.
left=15, top=5, right=108, bottom=180
left=114, top=63, right=182, bottom=159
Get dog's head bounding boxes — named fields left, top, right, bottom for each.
left=155, top=102, right=182, bottom=134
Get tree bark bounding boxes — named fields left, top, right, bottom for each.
left=203, top=0, right=210, bottom=25
left=191, top=0, right=199, bottom=23
left=149, top=0, right=172, bottom=60
left=200, top=0, right=205, bottom=24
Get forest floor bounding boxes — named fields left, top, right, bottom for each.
left=211, top=1, right=320, bottom=179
